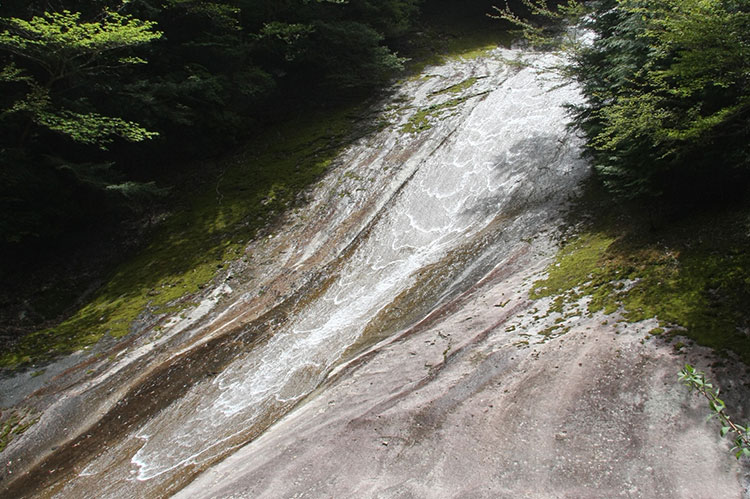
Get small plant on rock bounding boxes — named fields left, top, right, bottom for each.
left=678, top=364, right=750, bottom=459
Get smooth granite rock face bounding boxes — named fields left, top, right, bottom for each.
left=3, top=44, right=749, bottom=499
left=176, top=240, right=750, bottom=499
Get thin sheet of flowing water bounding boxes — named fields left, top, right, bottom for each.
left=64, top=48, right=588, bottom=496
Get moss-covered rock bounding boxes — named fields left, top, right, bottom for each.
left=532, top=194, right=750, bottom=364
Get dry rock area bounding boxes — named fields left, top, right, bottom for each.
left=178, top=240, right=750, bottom=499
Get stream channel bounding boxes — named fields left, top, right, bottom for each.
left=1, top=45, right=591, bottom=497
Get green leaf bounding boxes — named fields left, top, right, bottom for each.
left=0, top=10, right=161, bottom=82
left=710, top=399, right=725, bottom=413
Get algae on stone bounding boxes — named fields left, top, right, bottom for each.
left=0, top=408, right=39, bottom=453
left=401, top=92, right=488, bottom=134
left=430, top=77, right=479, bottom=97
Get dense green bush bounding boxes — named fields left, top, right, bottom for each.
left=570, top=0, right=750, bottom=199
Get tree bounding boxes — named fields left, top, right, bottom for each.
left=0, top=9, right=161, bottom=147
left=0, top=8, right=162, bottom=246
left=574, top=0, right=750, bottom=198
left=242, top=0, right=417, bottom=95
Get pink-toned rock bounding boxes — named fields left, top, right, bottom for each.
left=178, top=245, right=750, bottom=498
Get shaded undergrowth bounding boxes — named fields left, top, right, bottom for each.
left=398, top=0, right=512, bottom=76
left=0, top=107, right=365, bottom=369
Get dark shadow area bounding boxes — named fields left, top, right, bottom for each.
left=460, top=133, right=571, bottom=220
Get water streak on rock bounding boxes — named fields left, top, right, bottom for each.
left=2, top=47, right=591, bottom=498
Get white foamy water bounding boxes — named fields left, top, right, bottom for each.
left=65, top=47, right=589, bottom=495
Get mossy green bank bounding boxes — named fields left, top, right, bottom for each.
left=532, top=189, right=750, bottom=364
left=0, top=107, right=365, bottom=369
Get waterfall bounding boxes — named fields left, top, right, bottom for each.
left=52, top=47, right=588, bottom=497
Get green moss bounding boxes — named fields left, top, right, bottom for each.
left=0, top=408, right=39, bottom=453
left=531, top=233, right=616, bottom=299
left=401, top=93, right=482, bottom=134
left=531, top=194, right=750, bottom=364
left=402, top=108, right=433, bottom=133
left=0, top=106, right=363, bottom=369
left=538, top=324, right=571, bottom=340
left=430, top=77, right=478, bottom=97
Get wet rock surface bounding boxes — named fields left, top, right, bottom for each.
left=2, top=45, right=749, bottom=498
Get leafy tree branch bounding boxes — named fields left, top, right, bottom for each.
left=679, top=364, right=750, bottom=460
left=0, top=10, right=161, bottom=86
left=493, top=0, right=750, bottom=200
